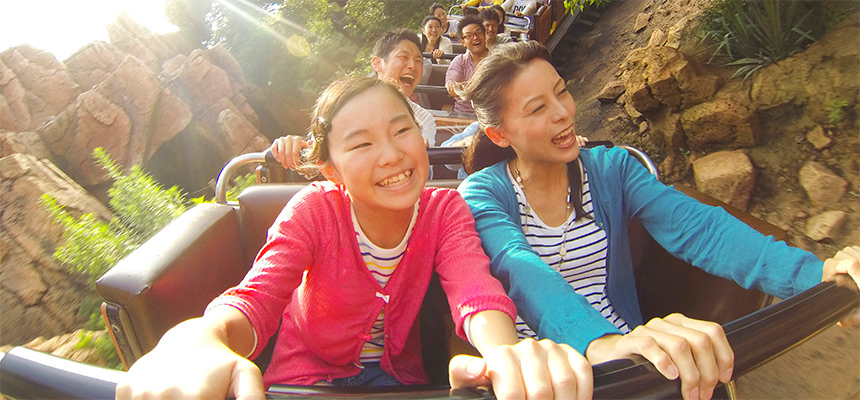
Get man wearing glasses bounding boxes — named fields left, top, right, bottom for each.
left=445, top=16, right=490, bottom=114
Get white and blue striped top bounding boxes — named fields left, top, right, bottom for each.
left=507, top=160, right=630, bottom=340
left=350, top=200, right=419, bottom=365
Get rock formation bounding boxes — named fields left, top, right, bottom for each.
left=0, top=13, right=274, bottom=346
left=0, top=153, right=112, bottom=345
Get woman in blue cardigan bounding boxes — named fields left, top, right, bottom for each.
left=455, top=41, right=860, bottom=400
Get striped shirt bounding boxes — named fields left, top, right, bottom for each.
left=507, top=160, right=630, bottom=340
left=351, top=200, right=420, bottom=365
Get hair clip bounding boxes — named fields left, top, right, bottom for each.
left=317, top=116, right=331, bottom=133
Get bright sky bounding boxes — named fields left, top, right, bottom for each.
left=0, top=0, right=179, bottom=61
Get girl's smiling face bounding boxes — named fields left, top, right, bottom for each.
left=322, top=86, right=429, bottom=214
left=495, top=59, right=579, bottom=165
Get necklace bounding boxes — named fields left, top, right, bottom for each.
left=513, top=162, right=572, bottom=259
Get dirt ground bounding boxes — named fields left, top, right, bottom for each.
left=557, top=0, right=860, bottom=397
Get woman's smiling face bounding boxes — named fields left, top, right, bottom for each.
left=496, top=59, right=579, bottom=165
left=323, top=86, right=428, bottom=214
left=423, top=18, right=443, bottom=41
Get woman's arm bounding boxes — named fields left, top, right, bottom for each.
left=604, top=147, right=823, bottom=298
left=116, top=306, right=264, bottom=400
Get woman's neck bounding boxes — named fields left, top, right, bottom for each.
left=426, top=36, right=438, bottom=50
left=351, top=198, right=415, bottom=249
left=512, top=157, right=568, bottom=192
left=510, top=157, right=572, bottom=226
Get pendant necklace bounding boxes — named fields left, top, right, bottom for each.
left=513, top=161, right=572, bottom=260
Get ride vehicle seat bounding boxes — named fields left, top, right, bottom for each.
left=95, top=146, right=778, bottom=385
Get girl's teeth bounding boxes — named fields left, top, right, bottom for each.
left=379, top=170, right=412, bottom=186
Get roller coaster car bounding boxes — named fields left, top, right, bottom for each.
left=1, top=144, right=857, bottom=400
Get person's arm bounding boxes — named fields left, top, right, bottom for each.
left=458, top=169, right=619, bottom=353
left=521, top=0, right=537, bottom=16
left=116, top=306, right=264, bottom=400
left=606, top=147, right=823, bottom=299
left=118, top=188, right=323, bottom=399
left=434, top=191, right=591, bottom=399
left=454, top=310, right=592, bottom=400
left=270, top=135, right=310, bottom=170
left=821, top=246, right=860, bottom=325
left=445, top=56, right=467, bottom=98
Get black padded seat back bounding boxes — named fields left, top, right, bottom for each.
left=237, top=184, right=309, bottom=266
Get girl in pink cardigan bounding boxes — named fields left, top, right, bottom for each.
left=118, top=77, right=593, bottom=399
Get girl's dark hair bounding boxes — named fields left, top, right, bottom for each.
left=297, top=77, right=415, bottom=178
left=460, top=41, right=590, bottom=221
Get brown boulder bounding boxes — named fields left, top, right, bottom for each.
left=621, top=46, right=722, bottom=113
left=64, top=41, right=126, bottom=92
left=107, top=12, right=181, bottom=73
left=798, top=161, right=847, bottom=208
left=37, top=56, right=191, bottom=186
left=634, top=13, right=651, bottom=32
left=0, top=45, right=81, bottom=132
left=805, top=210, right=847, bottom=242
left=693, top=150, right=756, bottom=210
left=1, top=130, right=52, bottom=159
left=596, top=80, right=626, bottom=103
left=680, top=97, right=759, bottom=150
left=750, top=15, right=860, bottom=124
left=0, top=153, right=112, bottom=345
left=647, top=107, right=685, bottom=150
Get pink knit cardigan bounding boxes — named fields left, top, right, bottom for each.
left=207, top=181, right=516, bottom=387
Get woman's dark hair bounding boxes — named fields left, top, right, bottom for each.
left=478, top=8, right=500, bottom=25
left=460, top=41, right=590, bottom=221
left=491, top=4, right=506, bottom=33
left=429, top=3, right=445, bottom=15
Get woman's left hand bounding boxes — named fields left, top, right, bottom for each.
left=432, top=48, right=444, bottom=60
left=448, top=339, right=592, bottom=400
left=576, top=135, right=588, bottom=147
left=821, top=245, right=860, bottom=326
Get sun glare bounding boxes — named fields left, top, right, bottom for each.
left=0, top=0, right=177, bottom=61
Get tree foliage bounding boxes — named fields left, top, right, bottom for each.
left=166, top=0, right=439, bottom=100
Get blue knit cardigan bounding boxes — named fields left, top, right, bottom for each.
left=458, top=146, right=823, bottom=353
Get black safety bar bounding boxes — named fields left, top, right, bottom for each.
left=1, top=280, right=856, bottom=399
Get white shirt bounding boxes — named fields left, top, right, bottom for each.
left=409, top=100, right=436, bottom=146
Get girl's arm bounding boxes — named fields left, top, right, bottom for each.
left=454, top=310, right=592, bottom=400
left=116, top=305, right=264, bottom=400
left=434, top=191, right=591, bottom=399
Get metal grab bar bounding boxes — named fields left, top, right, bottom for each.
left=214, top=151, right=267, bottom=204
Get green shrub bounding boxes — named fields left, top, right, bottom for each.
left=827, top=98, right=849, bottom=125
left=699, top=0, right=849, bottom=80
left=43, top=148, right=196, bottom=369
left=564, top=0, right=612, bottom=13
